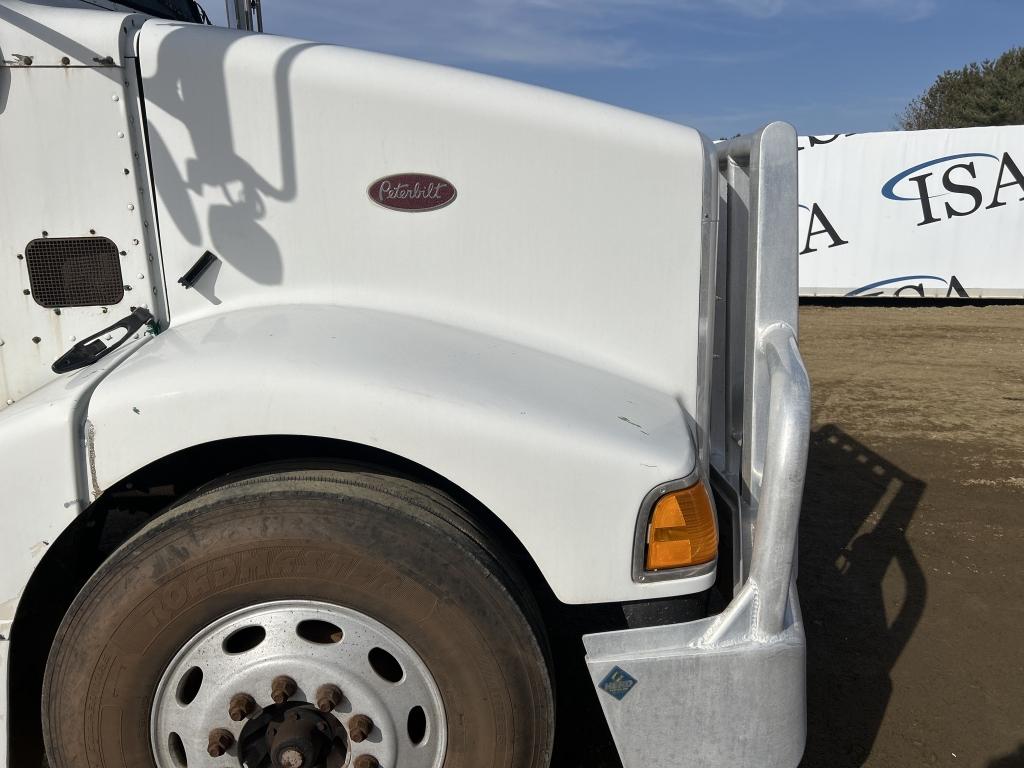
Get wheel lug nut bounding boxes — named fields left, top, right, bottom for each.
left=348, top=714, right=374, bottom=743
left=228, top=692, right=257, bottom=721
left=271, top=675, right=298, bottom=704
left=315, top=683, right=343, bottom=713
left=354, top=756, right=380, bottom=768
left=207, top=728, right=234, bottom=757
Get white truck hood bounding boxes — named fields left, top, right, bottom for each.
left=137, top=21, right=710, bottom=416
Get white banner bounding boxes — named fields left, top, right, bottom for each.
left=797, top=126, right=1024, bottom=297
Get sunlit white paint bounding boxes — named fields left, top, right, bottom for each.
left=0, top=3, right=159, bottom=763
left=81, top=19, right=711, bottom=601
left=0, top=1, right=158, bottom=408
left=87, top=305, right=708, bottom=604
left=0, top=5, right=716, bottom=763
left=139, top=21, right=707, bottom=408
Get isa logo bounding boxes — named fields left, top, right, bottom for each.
left=799, top=202, right=849, bottom=255
left=598, top=666, right=639, bottom=701
left=881, top=151, right=1024, bottom=226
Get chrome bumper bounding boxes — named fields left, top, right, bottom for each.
left=584, top=123, right=810, bottom=768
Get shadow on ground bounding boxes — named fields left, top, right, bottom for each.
left=552, top=422, right=931, bottom=768
left=988, top=744, right=1024, bottom=768
left=799, top=424, right=927, bottom=767
left=550, top=422, right=931, bottom=768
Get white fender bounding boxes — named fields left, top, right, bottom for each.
left=85, top=304, right=709, bottom=604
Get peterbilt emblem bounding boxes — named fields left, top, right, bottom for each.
left=368, top=173, right=457, bottom=212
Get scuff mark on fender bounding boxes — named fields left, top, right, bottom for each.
left=29, top=541, right=49, bottom=558
left=618, top=415, right=650, bottom=436
left=0, top=597, right=17, bottom=623
left=86, top=419, right=101, bottom=499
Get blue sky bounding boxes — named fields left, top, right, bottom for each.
left=250, top=0, right=1023, bottom=138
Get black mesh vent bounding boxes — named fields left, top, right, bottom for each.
left=24, top=237, right=125, bottom=308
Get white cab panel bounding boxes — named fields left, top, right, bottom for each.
left=0, top=340, right=147, bottom=635
left=0, top=3, right=157, bottom=407
left=0, top=0, right=132, bottom=67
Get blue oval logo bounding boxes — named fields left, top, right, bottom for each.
left=881, top=152, right=999, bottom=201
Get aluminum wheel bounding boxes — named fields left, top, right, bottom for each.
left=150, top=600, right=447, bottom=768
left=46, top=470, right=552, bottom=768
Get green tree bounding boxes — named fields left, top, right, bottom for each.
left=898, top=47, right=1024, bottom=130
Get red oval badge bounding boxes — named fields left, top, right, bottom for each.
left=368, top=173, right=457, bottom=212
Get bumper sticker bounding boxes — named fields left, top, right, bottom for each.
left=598, top=666, right=638, bottom=701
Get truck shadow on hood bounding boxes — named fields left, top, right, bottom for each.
left=141, top=27, right=319, bottom=288
left=799, top=424, right=926, bottom=768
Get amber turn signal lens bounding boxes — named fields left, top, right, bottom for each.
left=645, top=482, right=718, bottom=571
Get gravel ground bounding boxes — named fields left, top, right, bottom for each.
left=799, top=305, right=1024, bottom=768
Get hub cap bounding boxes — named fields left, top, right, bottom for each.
left=151, top=600, right=446, bottom=768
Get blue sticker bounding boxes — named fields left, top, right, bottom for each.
left=598, top=666, right=638, bottom=701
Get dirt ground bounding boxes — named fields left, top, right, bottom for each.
left=557, top=304, right=1024, bottom=768
left=798, top=305, right=1024, bottom=768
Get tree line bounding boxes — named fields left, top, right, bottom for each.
left=899, top=47, right=1024, bottom=130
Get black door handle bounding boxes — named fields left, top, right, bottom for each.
left=52, top=307, right=155, bottom=374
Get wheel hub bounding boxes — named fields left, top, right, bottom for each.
left=239, top=702, right=341, bottom=768
left=150, top=600, right=446, bottom=768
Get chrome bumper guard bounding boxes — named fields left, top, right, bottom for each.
left=584, top=123, right=809, bottom=768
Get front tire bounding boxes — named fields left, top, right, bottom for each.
left=43, top=468, right=554, bottom=768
